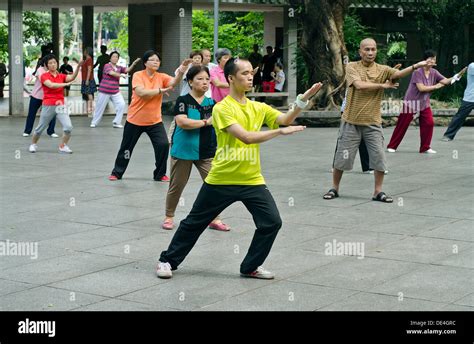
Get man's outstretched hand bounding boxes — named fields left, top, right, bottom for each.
left=280, top=125, right=306, bottom=135
left=301, top=82, right=323, bottom=101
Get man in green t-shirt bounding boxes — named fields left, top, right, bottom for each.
left=157, top=57, right=322, bottom=279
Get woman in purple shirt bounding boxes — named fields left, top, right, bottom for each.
left=387, top=50, right=464, bottom=154
left=90, top=51, right=140, bottom=128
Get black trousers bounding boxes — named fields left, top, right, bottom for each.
left=160, top=183, right=282, bottom=274
left=111, top=121, right=169, bottom=180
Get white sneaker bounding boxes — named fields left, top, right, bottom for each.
left=362, top=170, right=374, bottom=174
left=384, top=170, right=389, bottom=175
left=28, top=144, right=37, bottom=153
left=156, top=262, right=172, bottom=279
left=59, top=144, right=73, bottom=154
left=423, top=149, right=437, bottom=154
left=441, top=137, right=452, bottom=142
left=387, top=148, right=396, bottom=153
left=90, top=124, right=96, bottom=128
left=113, top=123, right=123, bottom=128
left=241, top=266, right=275, bottom=279
left=22, top=133, right=29, bottom=137
left=50, top=133, right=59, bottom=138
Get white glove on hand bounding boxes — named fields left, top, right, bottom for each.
left=451, top=73, right=461, bottom=85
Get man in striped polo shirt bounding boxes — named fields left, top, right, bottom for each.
left=324, top=38, right=434, bottom=203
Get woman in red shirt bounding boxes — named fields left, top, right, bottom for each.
left=29, top=54, right=81, bottom=154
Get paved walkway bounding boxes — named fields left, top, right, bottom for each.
left=0, top=116, right=473, bottom=311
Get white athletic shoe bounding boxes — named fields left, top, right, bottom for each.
left=387, top=148, right=396, bottom=153
left=90, top=124, right=96, bottom=128
left=156, top=262, right=172, bottom=279
left=28, top=144, right=37, bottom=153
left=59, top=144, right=73, bottom=154
left=113, top=123, right=124, bottom=128
left=22, top=133, right=29, bottom=137
left=241, top=266, right=275, bottom=279
left=423, top=149, right=437, bottom=154
left=50, top=133, right=59, bottom=138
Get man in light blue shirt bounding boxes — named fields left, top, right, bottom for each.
left=443, top=62, right=474, bottom=140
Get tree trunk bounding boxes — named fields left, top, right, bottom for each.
left=97, top=13, right=102, bottom=51
left=291, top=0, right=350, bottom=110
left=59, top=13, right=64, bottom=58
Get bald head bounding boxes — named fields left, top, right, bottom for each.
left=360, top=38, right=377, bottom=49
left=359, top=38, right=377, bottom=65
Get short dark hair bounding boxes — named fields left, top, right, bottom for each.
left=43, top=54, right=59, bottom=67
left=224, top=57, right=250, bottom=83
left=109, top=51, right=120, bottom=59
left=423, top=49, right=437, bottom=60
left=189, top=50, right=203, bottom=60
left=275, top=61, right=284, bottom=69
left=142, top=50, right=161, bottom=66
left=186, top=65, right=210, bottom=87
left=63, top=56, right=69, bottom=62
left=100, top=45, right=107, bottom=52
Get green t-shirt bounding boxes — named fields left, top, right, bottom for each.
left=205, top=95, right=281, bottom=185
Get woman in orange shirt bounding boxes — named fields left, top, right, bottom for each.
left=109, top=50, right=192, bottom=181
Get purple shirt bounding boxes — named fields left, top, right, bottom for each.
left=31, top=66, right=46, bottom=100
left=403, top=68, right=445, bottom=113
left=210, top=66, right=229, bottom=102
left=99, top=63, right=127, bottom=94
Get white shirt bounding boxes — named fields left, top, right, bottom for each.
left=274, top=70, right=285, bottom=91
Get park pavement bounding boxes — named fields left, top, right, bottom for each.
left=0, top=115, right=473, bottom=311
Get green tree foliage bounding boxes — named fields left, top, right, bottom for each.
left=109, top=13, right=129, bottom=56
left=414, top=0, right=473, bottom=102
left=0, top=12, right=7, bottom=63
left=192, top=10, right=264, bottom=58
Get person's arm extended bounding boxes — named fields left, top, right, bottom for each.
left=134, top=85, right=173, bottom=98
left=167, top=58, right=193, bottom=89
left=352, top=79, right=399, bottom=91
left=43, top=79, right=71, bottom=89
left=439, top=66, right=468, bottom=85
left=416, top=82, right=444, bottom=92
left=175, top=115, right=210, bottom=130
left=276, top=82, right=323, bottom=125
left=390, top=59, right=435, bottom=80
left=125, top=58, right=141, bottom=74
left=65, top=61, right=82, bottom=83
left=225, top=122, right=305, bottom=145
left=211, top=77, right=229, bottom=88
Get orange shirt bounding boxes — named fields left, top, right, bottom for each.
left=127, top=70, right=173, bottom=126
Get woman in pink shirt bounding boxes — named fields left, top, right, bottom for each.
left=210, top=48, right=232, bottom=102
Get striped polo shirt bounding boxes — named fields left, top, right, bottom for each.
left=99, top=63, right=127, bottom=94
left=342, top=61, right=398, bottom=126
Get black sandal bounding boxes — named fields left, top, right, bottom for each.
left=323, top=188, right=339, bottom=200
left=372, top=192, right=393, bottom=203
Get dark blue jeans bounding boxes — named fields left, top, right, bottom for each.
left=24, top=96, right=56, bottom=135
left=443, top=100, right=474, bottom=140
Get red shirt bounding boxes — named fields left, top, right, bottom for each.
left=41, top=71, right=67, bottom=105
left=81, top=57, right=93, bottom=81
